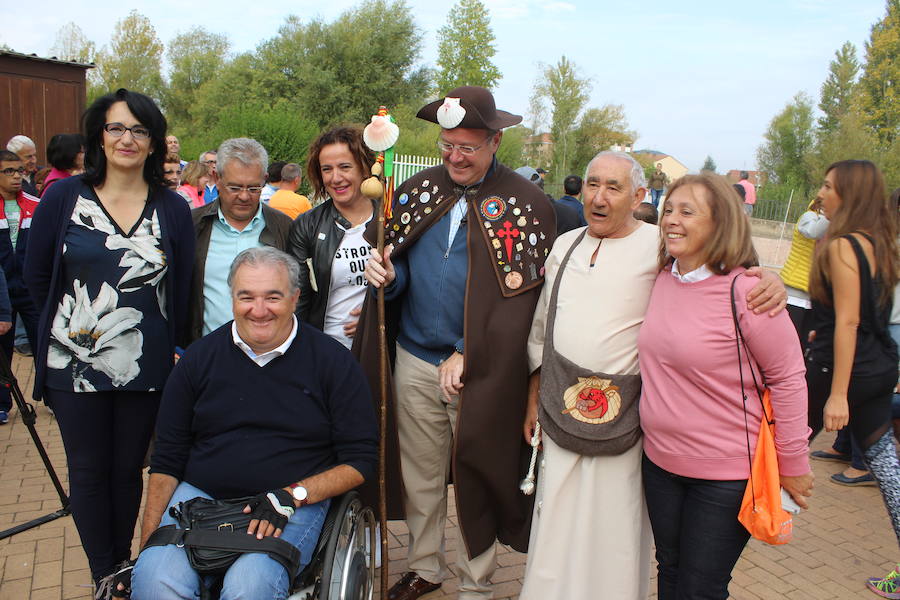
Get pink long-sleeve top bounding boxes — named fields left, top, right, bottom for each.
left=638, top=267, right=811, bottom=480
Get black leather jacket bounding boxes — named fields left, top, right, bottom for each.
left=287, top=198, right=373, bottom=330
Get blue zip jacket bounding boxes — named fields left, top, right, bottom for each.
left=386, top=203, right=467, bottom=365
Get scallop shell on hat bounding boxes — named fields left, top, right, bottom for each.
left=363, top=115, right=400, bottom=151
left=437, top=97, right=466, bottom=129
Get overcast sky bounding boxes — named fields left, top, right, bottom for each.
left=0, top=0, right=887, bottom=172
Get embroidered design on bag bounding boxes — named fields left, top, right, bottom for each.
left=562, top=377, right=622, bottom=424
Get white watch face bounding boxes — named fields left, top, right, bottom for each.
left=292, top=486, right=308, bottom=502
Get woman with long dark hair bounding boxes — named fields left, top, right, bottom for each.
left=805, top=160, right=900, bottom=598
left=24, top=89, right=194, bottom=599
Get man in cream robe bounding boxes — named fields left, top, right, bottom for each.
left=521, top=151, right=655, bottom=600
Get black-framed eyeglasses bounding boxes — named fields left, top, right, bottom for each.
left=224, top=184, right=264, bottom=195
left=103, top=122, right=151, bottom=140
left=437, top=134, right=493, bottom=156
left=0, top=167, right=25, bottom=176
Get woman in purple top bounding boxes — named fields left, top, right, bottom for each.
left=638, top=173, right=813, bottom=599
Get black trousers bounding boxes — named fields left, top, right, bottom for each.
left=806, top=361, right=895, bottom=448
left=45, top=388, right=160, bottom=580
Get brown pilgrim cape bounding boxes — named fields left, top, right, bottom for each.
left=352, top=161, right=556, bottom=558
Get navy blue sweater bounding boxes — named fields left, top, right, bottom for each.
left=150, top=322, right=378, bottom=499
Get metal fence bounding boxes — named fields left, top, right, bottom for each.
left=375, top=157, right=803, bottom=270
left=750, top=188, right=810, bottom=270
left=395, top=154, right=441, bottom=185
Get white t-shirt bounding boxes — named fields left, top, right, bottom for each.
left=324, top=221, right=372, bottom=348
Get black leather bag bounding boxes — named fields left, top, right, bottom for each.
left=143, top=496, right=301, bottom=579
left=172, top=496, right=256, bottom=575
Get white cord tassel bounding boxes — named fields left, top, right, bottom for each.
left=519, top=422, right=541, bottom=496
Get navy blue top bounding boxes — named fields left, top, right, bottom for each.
left=24, top=175, right=195, bottom=400
left=45, top=185, right=170, bottom=392
left=557, top=195, right=587, bottom=227
left=150, top=322, right=378, bottom=499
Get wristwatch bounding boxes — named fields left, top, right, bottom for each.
left=289, top=483, right=308, bottom=507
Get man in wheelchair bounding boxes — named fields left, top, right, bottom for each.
left=128, top=247, right=378, bottom=600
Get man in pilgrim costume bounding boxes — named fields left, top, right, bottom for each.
left=358, top=86, right=556, bottom=600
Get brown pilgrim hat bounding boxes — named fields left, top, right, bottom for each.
left=417, top=86, right=522, bottom=130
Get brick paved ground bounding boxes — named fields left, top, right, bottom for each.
left=0, top=232, right=893, bottom=599
left=2, top=352, right=897, bottom=600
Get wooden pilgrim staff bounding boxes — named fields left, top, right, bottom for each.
left=361, top=107, right=399, bottom=599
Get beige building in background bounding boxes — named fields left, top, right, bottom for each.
left=633, top=150, right=689, bottom=183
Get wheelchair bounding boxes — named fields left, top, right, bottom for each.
left=289, top=489, right=377, bottom=600
left=130, top=490, right=376, bottom=600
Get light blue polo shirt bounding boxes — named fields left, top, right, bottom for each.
left=202, top=204, right=266, bottom=335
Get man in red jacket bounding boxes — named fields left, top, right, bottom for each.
left=0, top=149, right=40, bottom=421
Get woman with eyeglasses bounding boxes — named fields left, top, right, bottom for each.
left=24, top=88, right=194, bottom=599
left=287, top=127, right=374, bottom=348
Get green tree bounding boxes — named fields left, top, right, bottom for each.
left=701, top=155, right=717, bottom=172
left=569, top=105, right=634, bottom=176
left=435, top=0, right=501, bottom=92
left=857, top=0, right=900, bottom=143
left=50, top=22, right=96, bottom=64
left=208, top=105, right=319, bottom=166
left=165, top=27, right=230, bottom=131
left=94, top=10, right=164, bottom=100
left=495, top=125, right=526, bottom=169
left=818, top=41, right=860, bottom=134
left=534, top=56, right=590, bottom=178
left=252, top=0, right=430, bottom=129
left=191, top=53, right=261, bottom=136
left=49, top=22, right=101, bottom=97
left=756, top=92, right=816, bottom=191
left=811, top=111, right=884, bottom=179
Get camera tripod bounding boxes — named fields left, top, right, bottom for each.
left=0, top=347, right=70, bottom=540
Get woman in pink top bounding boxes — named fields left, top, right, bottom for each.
left=176, top=160, right=208, bottom=208
left=40, top=133, right=85, bottom=196
left=637, top=173, right=813, bottom=599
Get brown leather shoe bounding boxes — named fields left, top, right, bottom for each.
left=388, top=571, right=441, bottom=600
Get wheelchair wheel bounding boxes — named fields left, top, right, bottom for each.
left=318, top=492, right=376, bottom=600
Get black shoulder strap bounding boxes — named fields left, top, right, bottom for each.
left=842, top=234, right=893, bottom=349
left=731, top=275, right=769, bottom=508
left=143, top=525, right=302, bottom=580
left=730, top=275, right=768, bottom=416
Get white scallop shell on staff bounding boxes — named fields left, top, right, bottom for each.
left=363, top=115, right=400, bottom=151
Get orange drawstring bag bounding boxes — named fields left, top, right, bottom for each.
left=731, top=277, right=793, bottom=545
left=737, top=389, right=793, bottom=544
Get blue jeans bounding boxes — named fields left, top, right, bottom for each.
left=650, top=188, right=663, bottom=207
left=642, top=455, right=750, bottom=600
left=131, top=481, right=329, bottom=600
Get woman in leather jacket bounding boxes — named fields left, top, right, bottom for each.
left=288, top=127, right=375, bottom=348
